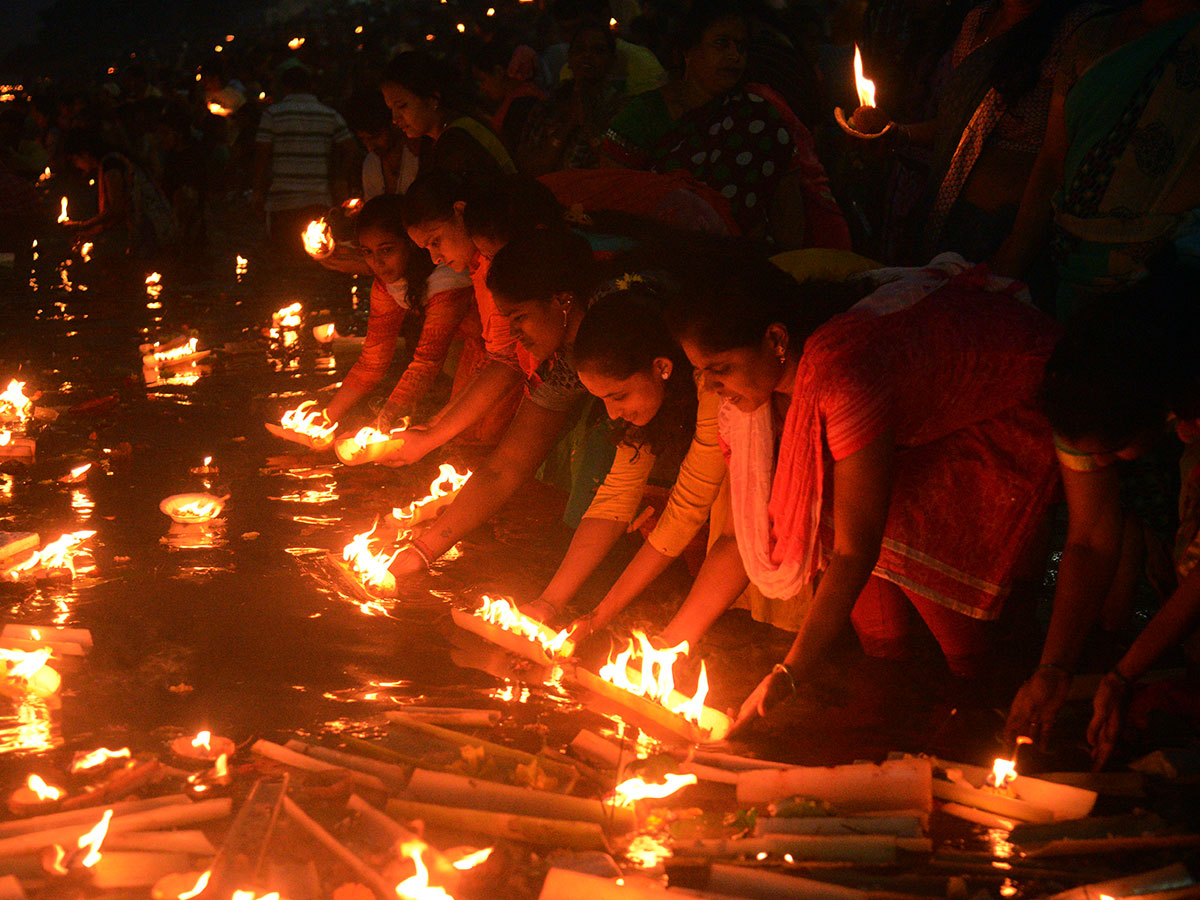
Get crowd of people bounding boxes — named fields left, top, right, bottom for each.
left=2, top=0, right=1199, bottom=767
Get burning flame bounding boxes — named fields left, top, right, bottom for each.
left=207, top=101, right=232, bottom=116
left=80, top=241, right=93, bottom=261
left=62, top=463, right=92, bottom=482
left=146, top=272, right=163, bottom=302
left=475, top=596, right=574, bottom=659
left=0, top=430, right=9, bottom=446
left=395, top=841, right=454, bottom=899
left=1, top=647, right=51, bottom=680
left=988, top=736, right=1032, bottom=789
left=146, top=338, right=199, bottom=367
left=57, top=197, right=69, bottom=223
left=303, top=219, right=333, bottom=257
left=236, top=255, right=248, bottom=275
left=853, top=45, right=876, bottom=109
left=280, top=400, right=338, bottom=442
left=392, top=464, right=472, bottom=523
left=598, top=630, right=711, bottom=727
left=179, top=871, right=212, bottom=900
left=611, top=773, right=697, bottom=806
left=343, top=198, right=363, bottom=212
left=214, top=753, right=229, bottom=778
left=191, top=730, right=212, bottom=753
left=175, top=499, right=220, bottom=520
left=0, top=379, right=32, bottom=420
left=273, top=302, right=302, bottom=328
left=77, top=809, right=113, bottom=868
left=288, top=36, right=306, bottom=49
left=203, top=456, right=213, bottom=467
left=70, top=747, right=131, bottom=772
left=449, top=847, right=493, bottom=870
left=343, top=520, right=399, bottom=594
left=38, top=167, right=51, bottom=183
left=26, top=773, right=62, bottom=801
left=233, top=893, right=280, bottom=900
left=7, top=530, right=96, bottom=578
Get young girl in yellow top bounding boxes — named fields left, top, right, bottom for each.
left=523, top=287, right=727, bottom=638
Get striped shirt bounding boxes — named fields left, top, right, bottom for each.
left=256, top=93, right=351, bottom=211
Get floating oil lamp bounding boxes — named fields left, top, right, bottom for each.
left=151, top=869, right=211, bottom=900
left=0, top=647, right=61, bottom=699
left=272, top=302, right=303, bottom=330
left=266, top=400, right=338, bottom=449
left=0, top=428, right=34, bottom=462
left=160, top=493, right=225, bottom=525
left=8, top=773, right=65, bottom=815
left=342, top=197, right=363, bottom=213
left=57, top=197, right=69, bottom=224
left=288, top=36, right=306, bottom=49
left=312, top=322, right=339, bottom=343
left=186, top=752, right=230, bottom=794
left=80, top=242, right=93, bottom=262
left=38, top=166, right=51, bottom=183
left=334, top=423, right=409, bottom=465
left=342, top=520, right=400, bottom=596
left=0, top=378, right=33, bottom=421
left=171, top=729, right=236, bottom=764
left=610, top=772, right=697, bottom=807
left=451, top=595, right=574, bottom=665
left=190, top=456, right=217, bottom=475
left=47, top=808, right=112, bottom=873
left=59, top=463, right=91, bottom=484
left=5, top=530, right=97, bottom=583
left=70, top=746, right=131, bottom=773
left=235, top=255, right=248, bottom=278
left=302, top=219, right=334, bottom=258
left=142, top=337, right=208, bottom=369
left=835, top=45, right=893, bottom=138
left=207, top=101, right=232, bottom=117
left=391, top=463, right=472, bottom=528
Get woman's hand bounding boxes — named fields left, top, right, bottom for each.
left=729, top=665, right=796, bottom=737
left=1087, top=672, right=1128, bottom=770
left=1004, top=666, right=1073, bottom=748
left=379, top=427, right=436, bottom=467
left=388, top=544, right=430, bottom=579
left=521, top=597, right=562, bottom=624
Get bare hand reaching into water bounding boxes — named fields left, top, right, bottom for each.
left=728, top=664, right=797, bottom=738
left=1087, top=672, right=1128, bottom=770
left=1004, top=666, right=1073, bottom=749
left=379, top=426, right=436, bottom=467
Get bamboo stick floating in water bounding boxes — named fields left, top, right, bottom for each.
left=755, top=815, right=925, bottom=837
left=1046, top=863, right=1193, bottom=900
left=89, top=851, right=192, bottom=889
left=737, top=759, right=933, bottom=814
left=0, top=797, right=231, bottom=857
left=281, top=796, right=394, bottom=900
left=387, top=799, right=609, bottom=851
left=285, top=739, right=410, bottom=787
left=404, top=768, right=634, bottom=830
left=104, top=830, right=217, bottom=854
left=251, top=739, right=388, bottom=793
left=402, top=707, right=501, bottom=726
left=0, top=795, right=188, bottom=838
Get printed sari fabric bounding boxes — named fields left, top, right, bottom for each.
left=720, top=255, right=1061, bottom=619
left=1054, top=12, right=1200, bottom=312
left=602, top=83, right=849, bottom=248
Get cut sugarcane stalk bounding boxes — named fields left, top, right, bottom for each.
left=286, top=739, right=410, bottom=787
left=737, top=759, right=933, bottom=814
left=104, top=830, right=217, bottom=854
left=676, top=862, right=871, bottom=900
left=387, top=711, right=579, bottom=785
left=570, top=729, right=625, bottom=769
left=404, top=768, right=634, bottom=830
left=387, top=799, right=610, bottom=851
left=0, top=797, right=231, bottom=857
left=89, top=851, right=192, bottom=889
left=250, top=740, right=387, bottom=792
left=282, top=796, right=393, bottom=900
left=539, top=867, right=730, bottom=900
left=0, top=795, right=188, bottom=838
left=403, top=707, right=501, bottom=726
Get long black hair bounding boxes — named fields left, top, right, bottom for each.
left=357, top=194, right=436, bottom=310
left=574, top=286, right=698, bottom=461
left=485, top=228, right=601, bottom=305
left=664, top=243, right=870, bottom=353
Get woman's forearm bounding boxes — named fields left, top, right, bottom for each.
left=783, top=550, right=876, bottom=674
left=540, top=517, right=629, bottom=609
left=660, top=534, right=749, bottom=646
left=590, top=539, right=677, bottom=628
left=1115, top=565, right=1200, bottom=681
left=423, top=361, right=523, bottom=447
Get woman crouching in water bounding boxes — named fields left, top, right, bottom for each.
left=524, top=286, right=727, bottom=637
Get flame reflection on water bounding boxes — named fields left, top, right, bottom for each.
left=0, top=696, right=60, bottom=755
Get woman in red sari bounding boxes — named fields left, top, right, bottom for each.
left=664, top=250, right=1061, bottom=726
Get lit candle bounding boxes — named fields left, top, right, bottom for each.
left=171, top=729, right=235, bottom=763
left=8, top=773, right=65, bottom=815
